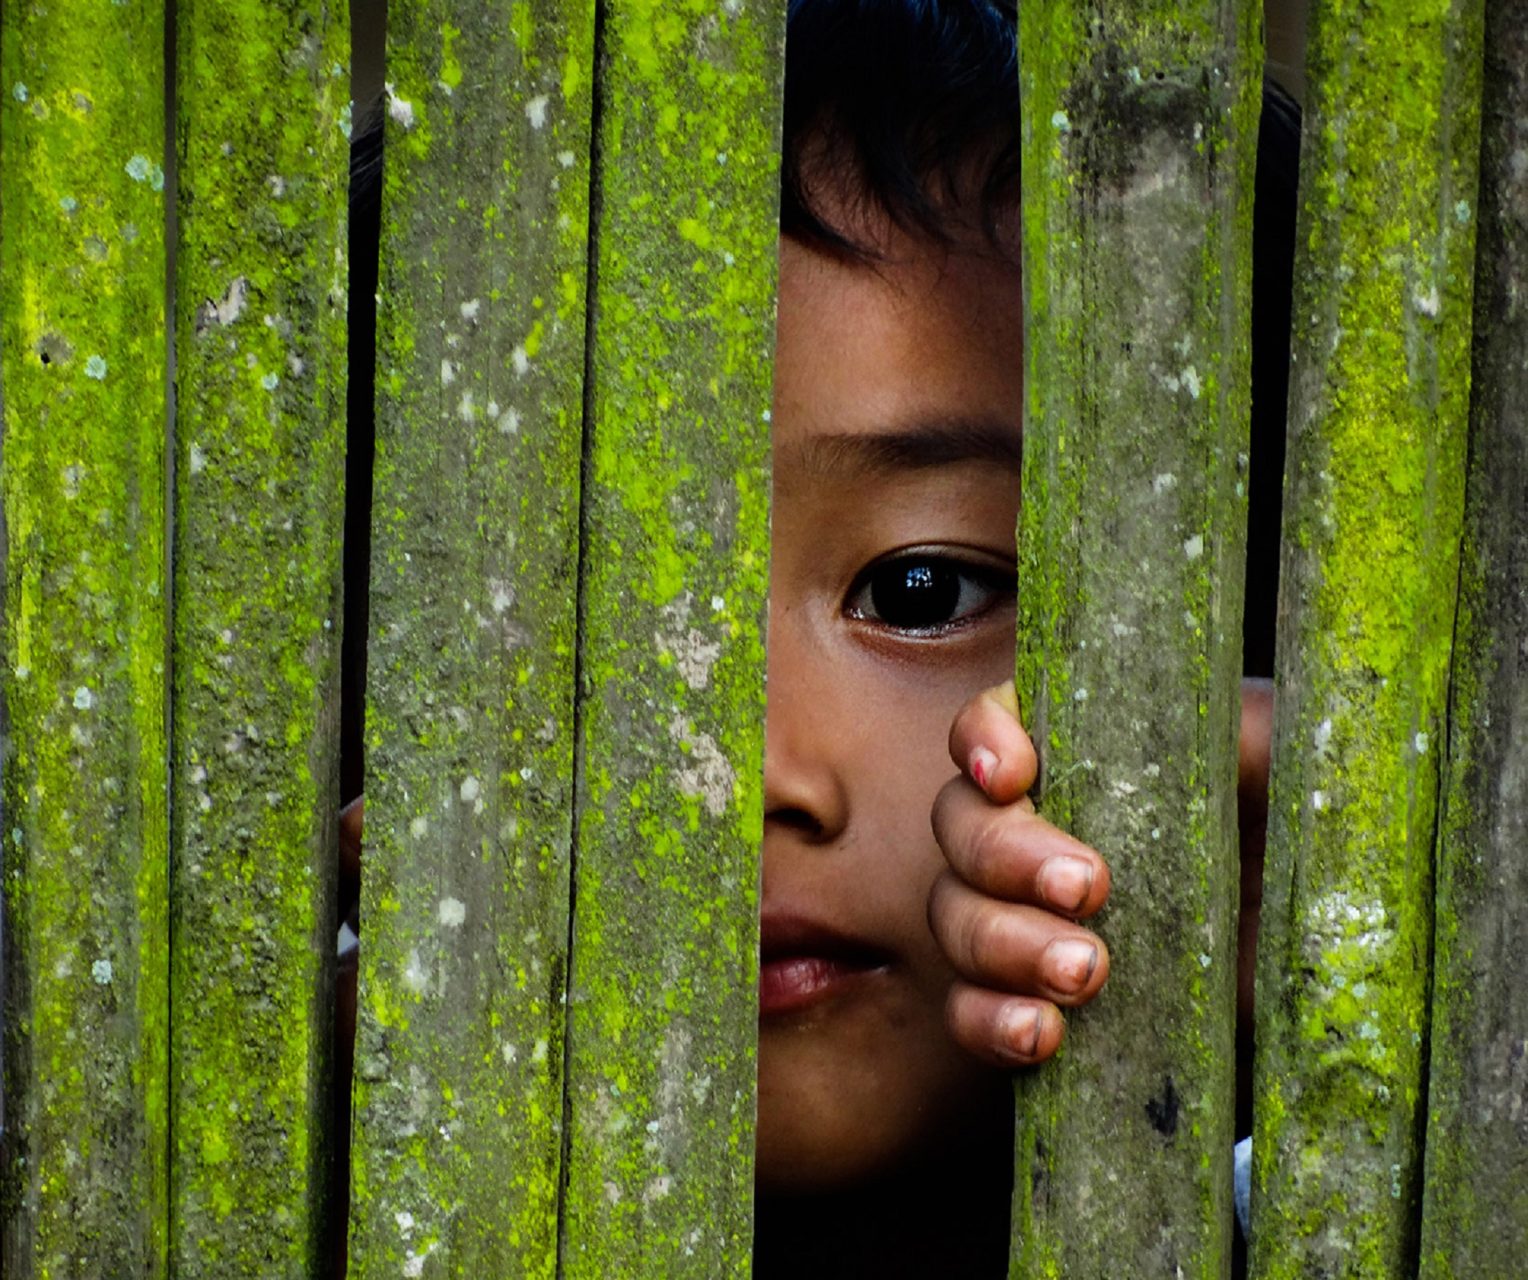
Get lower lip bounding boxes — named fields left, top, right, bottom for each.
left=759, top=955, right=885, bottom=1017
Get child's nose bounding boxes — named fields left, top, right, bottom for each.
left=762, top=612, right=851, bottom=845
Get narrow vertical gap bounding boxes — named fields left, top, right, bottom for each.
left=161, top=0, right=179, bottom=1264
left=554, top=2, right=609, bottom=1272
left=332, top=0, right=387, bottom=1273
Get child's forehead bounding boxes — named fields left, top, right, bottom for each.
left=773, top=231, right=1024, bottom=463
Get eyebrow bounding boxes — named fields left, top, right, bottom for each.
left=781, top=418, right=1023, bottom=476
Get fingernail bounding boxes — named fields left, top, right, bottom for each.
left=1044, top=938, right=1098, bottom=994
left=1037, top=855, right=1094, bottom=913
left=969, top=745, right=999, bottom=791
left=1004, top=1003, right=1043, bottom=1059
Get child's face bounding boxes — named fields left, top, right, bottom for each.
left=759, top=223, right=1024, bottom=1190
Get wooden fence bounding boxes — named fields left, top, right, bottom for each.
left=0, top=0, right=1522, bottom=1276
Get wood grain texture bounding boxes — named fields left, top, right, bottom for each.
left=1249, top=0, right=1485, bottom=1274
left=1012, top=2, right=1261, bottom=1274
left=349, top=2, right=596, bottom=1276
left=556, top=1, right=784, bottom=1274
left=0, top=4, right=170, bottom=1275
left=1417, top=0, right=1528, bottom=1271
left=170, top=0, right=349, bottom=1272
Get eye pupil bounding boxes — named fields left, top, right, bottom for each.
left=870, top=560, right=962, bottom=629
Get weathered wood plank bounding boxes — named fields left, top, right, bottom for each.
left=170, top=0, right=349, bottom=1273
left=0, top=4, right=170, bottom=1275
left=557, top=1, right=784, bottom=1273
left=1011, top=1, right=1262, bottom=1274
left=1249, top=0, right=1485, bottom=1273
left=349, top=2, right=596, bottom=1275
left=1417, top=0, right=1528, bottom=1271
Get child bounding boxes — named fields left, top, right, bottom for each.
left=339, top=2, right=1294, bottom=1274
left=750, top=2, right=1292, bottom=1274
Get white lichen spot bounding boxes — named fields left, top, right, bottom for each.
left=84, top=355, right=107, bottom=381
left=73, top=685, right=95, bottom=711
left=459, top=776, right=481, bottom=803
left=1198, top=952, right=1213, bottom=969
left=60, top=195, right=78, bottom=213
left=604, top=1181, right=623, bottom=1205
left=91, top=958, right=113, bottom=985
left=338, top=101, right=353, bottom=139
left=488, top=579, right=515, bottom=614
left=711, top=595, right=725, bottom=612
left=15, top=665, right=29, bottom=680
left=531, top=1038, right=549, bottom=1065
left=497, top=405, right=522, bottom=435
left=1183, top=535, right=1204, bottom=560
left=1454, top=199, right=1472, bottom=224
left=438, top=897, right=467, bottom=928
left=557, top=149, right=576, bottom=168
left=440, top=358, right=456, bottom=385
left=402, top=949, right=429, bottom=993
left=1415, top=286, right=1440, bottom=318
left=1152, top=472, right=1177, bottom=494
left=1073, top=687, right=1089, bottom=702
left=1414, top=731, right=1429, bottom=755
left=1181, top=365, right=1201, bottom=399
left=61, top=463, right=85, bottom=498
left=1312, top=790, right=1328, bottom=811
left=394, top=1210, right=415, bottom=1236
left=125, top=153, right=153, bottom=181
left=1051, top=109, right=1071, bottom=132
left=644, top=1176, right=673, bottom=1203
left=524, top=94, right=550, bottom=129
left=457, top=389, right=475, bottom=422
left=1151, top=827, right=1162, bottom=840
left=459, top=297, right=481, bottom=322
left=267, top=174, right=286, bottom=198
left=11, top=82, right=27, bottom=102
left=511, top=345, right=530, bottom=376
left=261, top=372, right=280, bottom=391
left=1314, top=718, right=1333, bottom=752
left=409, top=815, right=428, bottom=838
left=762, top=408, right=772, bottom=423
left=288, top=353, right=305, bottom=377
left=386, top=83, right=416, bottom=130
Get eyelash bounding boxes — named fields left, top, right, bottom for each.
left=843, top=550, right=1016, bottom=637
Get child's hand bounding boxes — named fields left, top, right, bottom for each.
left=929, top=682, right=1112, bottom=1067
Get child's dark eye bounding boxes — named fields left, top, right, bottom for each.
left=844, top=553, right=1015, bottom=634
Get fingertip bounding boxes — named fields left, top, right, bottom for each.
left=949, top=682, right=1038, bottom=801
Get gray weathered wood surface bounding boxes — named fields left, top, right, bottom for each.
left=1011, top=1, right=1261, bottom=1274
left=1417, top=0, right=1528, bottom=1271
left=349, top=2, right=596, bottom=1275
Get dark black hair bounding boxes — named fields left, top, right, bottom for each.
left=780, top=0, right=1022, bottom=257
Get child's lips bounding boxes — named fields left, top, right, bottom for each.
left=758, top=913, right=893, bottom=1017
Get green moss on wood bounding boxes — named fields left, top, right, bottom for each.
left=557, top=1, right=783, bottom=1274
left=349, top=2, right=596, bottom=1276
left=1249, top=0, right=1485, bottom=1274
left=1011, top=1, right=1261, bottom=1275
left=0, top=3, right=170, bottom=1276
left=1416, top=1, right=1528, bottom=1271
left=170, top=1, right=349, bottom=1274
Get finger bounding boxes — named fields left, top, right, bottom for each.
left=1238, top=677, right=1274, bottom=817
left=339, top=795, right=365, bottom=884
left=929, top=871, right=1110, bottom=1005
left=946, top=984, right=1066, bottom=1067
left=947, top=680, right=1037, bottom=804
left=932, top=776, right=1110, bottom=918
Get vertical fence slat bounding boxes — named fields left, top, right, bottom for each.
left=170, top=1, right=348, bottom=1272
left=1417, top=0, right=1528, bottom=1270
left=557, top=2, right=784, bottom=1273
left=1011, top=0, right=1261, bottom=1273
left=349, top=1, right=597, bottom=1274
left=0, top=4, right=170, bottom=1275
left=1249, top=0, right=1485, bottom=1273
